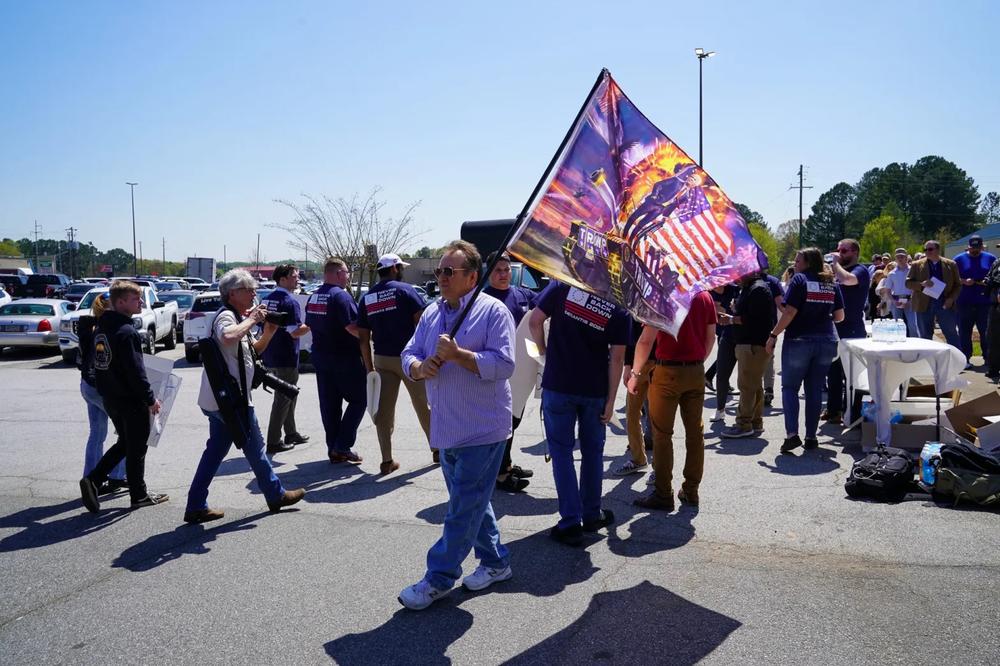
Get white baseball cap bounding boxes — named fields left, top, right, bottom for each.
left=376, top=253, right=410, bottom=269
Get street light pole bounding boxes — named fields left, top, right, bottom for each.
left=694, top=48, right=716, bottom=167
left=126, top=182, right=138, bottom=275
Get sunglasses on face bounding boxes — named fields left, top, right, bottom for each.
left=434, top=266, right=473, bottom=278
left=924, top=247, right=938, bottom=252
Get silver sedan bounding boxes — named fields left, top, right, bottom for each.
left=0, top=299, right=75, bottom=351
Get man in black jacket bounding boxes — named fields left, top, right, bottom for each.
left=720, top=272, right=778, bottom=439
left=79, top=280, right=167, bottom=512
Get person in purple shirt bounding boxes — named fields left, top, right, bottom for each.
left=529, top=282, right=630, bottom=546
left=953, top=235, right=996, bottom=364
left=261, top=264, right=311, bottom=455
left=483, top=250, right=538, bottom=492
left=357, top=253, right=432, bottom=474
left=305, top=258, right=366, bottom=465
left=398, top=240, right=516, bottom=611
left=823, top=238, right=870, bottom=425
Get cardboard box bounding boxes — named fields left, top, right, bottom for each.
left=945, top=391, right=1000, bottom=450
left=861, top=416, right=950, bottom=452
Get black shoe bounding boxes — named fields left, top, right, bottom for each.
left=285, top=433, right=310, bottom=445
left=705, top=378, right=715, bottom=392
left=582, top=509, right=615, bottom=532
left=496, top=475, right=529, bottom=492
left=509, top=465, right=533, bottom=479
left=131, top=492, right=169, bottom=509
left=550, top=523, right=584, bottom=547
left=781, top=435, right=803, bottom=454
left=267, top=440, right=295, bottom=454
left=80, top=477, right=100, bottom=514
left=803, top=436, right=819, bottom=450
left=644, top=436, right=653, bottom=450
left=764, top=390, right=774, bottom=406
left=106, top=478, right=129, bottom=492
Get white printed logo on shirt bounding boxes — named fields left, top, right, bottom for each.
left=805, top=281, right=835, bottom=304
left=364, top=289, right=398, bottom=315
left=564, top=286, right=612, bottom=331
left=306, top=292, right=328, bottom=315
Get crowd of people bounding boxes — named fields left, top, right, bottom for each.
left=73, top=233, right=998, bottom=610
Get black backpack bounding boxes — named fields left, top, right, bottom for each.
left=845, top=446, right=915, bottom=502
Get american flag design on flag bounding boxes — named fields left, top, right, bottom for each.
left=646, top=189, right=734, bottom=292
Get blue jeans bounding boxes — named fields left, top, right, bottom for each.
left=186, top=407, right=285, bottom=512
left=782, top=338, right=838, bottom=438
left=890, top=305, right=918, bottom=338
left=958, top=303, right=990, bottom=362
left=917, top=301, right=960, bottom=349
left=541, top=390, right=607, bottom=529
left=424, top=441, right=509, bottom=590
left=312, top=353, right=367, bottom=453
left=81, top=380, right=125, bottom=480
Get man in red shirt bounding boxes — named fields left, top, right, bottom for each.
left=627, top=290, right=716, bottom=510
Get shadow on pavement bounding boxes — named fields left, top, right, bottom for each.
left=606, top=504, right=699, bottom=558
left=705, top=437, right=769, bottom=456
left=0, top=498, right=130, bottom=553
left=242, top=458, right=365, bottom=495
left=304, top=465, right=437, bottom=505
left=757, top=446, right=841, bottom=475
left=502, top=581, right=741, bottom=664
left=325, top=605, right=474, bottom=665
left=415, top=491, right=561, bottom=525
left=112, top=513, right=266, bottom=571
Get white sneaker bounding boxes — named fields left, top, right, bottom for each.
left=398, top=580, right=451, bottom=610
left=646, top=471, right=657, bottom=486
left=711, top=408, right=725, bottom=422
left=462, top=564, right=513, bottom=591
left=611, top=458, right=649, bottom=476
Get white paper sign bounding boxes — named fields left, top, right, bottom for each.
left=143, top=353, right=182, bottom=448
left=923, top=277, right=946, bottom=300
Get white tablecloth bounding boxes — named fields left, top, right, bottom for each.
left=840, top=338, right=968, bottom=445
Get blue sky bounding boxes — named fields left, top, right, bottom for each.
left=2, top=1, right=999, bottom=262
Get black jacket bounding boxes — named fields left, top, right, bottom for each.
left=94, top=310, right=154, bottom=406
left=77, top=314, right=97, bottom=387
left=732, top=278, right=777, bottom=346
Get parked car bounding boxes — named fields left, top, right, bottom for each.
left=58, top=285, right=179, bottom=363
left=0, top=286, right=11, bottom=307
left=0, top=274, right=27, bottom=297
left=189, top=283, right=212, bottom=293
left=161, top=277, right=191, bottom=289
left=182, top=291, right=223, bottom=362
left=23, top=273, right=71, bottom=299
left=63, top=282, right=97, bottom=304
left=183, top=276, right=208, bottom=286
left=130, top=278, right=158, bottom=290
left=157, top=290, right=196, bottom=337
left=82, top=277, right=109, bottom=284
left=154, top=281, right=181, bottom=292
left=0, top=299, right=75, bottom=354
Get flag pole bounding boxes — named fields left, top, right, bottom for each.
left=448, top=68, right=610, bottom=337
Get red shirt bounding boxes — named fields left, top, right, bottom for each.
left=655, top=290, right=715, bottom=362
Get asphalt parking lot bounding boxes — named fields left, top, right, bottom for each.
left=1, top=343, right=998, bottom=665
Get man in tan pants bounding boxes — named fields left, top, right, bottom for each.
left=612, top=320, right=653, bottom=475
left=357, top=254, right=433, bottom=474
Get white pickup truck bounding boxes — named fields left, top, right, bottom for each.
left=58, top=285, right=180, bottom=364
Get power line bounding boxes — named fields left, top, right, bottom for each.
left=789, top=165, right=813, bottom=246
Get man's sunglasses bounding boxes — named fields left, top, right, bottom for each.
left=923, top=246, right=938, bottom=252
left=434, top=267, right=473, bottom=278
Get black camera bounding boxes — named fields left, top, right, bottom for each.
left=264, top=311, right=289, bottom=325
left=251, top=361, right=300, bottom=399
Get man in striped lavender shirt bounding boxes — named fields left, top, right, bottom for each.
left=397, top=240, right=517, bottom=611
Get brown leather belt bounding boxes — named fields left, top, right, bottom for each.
left=654, top=360, right=703, bottom=367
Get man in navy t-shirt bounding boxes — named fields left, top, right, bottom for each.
left=483, top=251, right=538, bottom=492
left=357, top=253, right=432, bottom=474
left=953, top=235, right=996, bottom=364
left=825, top=238, right=870, bottom=424
left=262, top=264, right=311, bottom=454
left=529, top=283, right=630, bottom=545
left=305, top=257, right=366, bottom=464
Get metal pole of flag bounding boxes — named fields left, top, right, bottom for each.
left=448, top=68, right=611, bottom=338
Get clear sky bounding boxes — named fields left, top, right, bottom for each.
left=2, top=0, right=999, bottom=263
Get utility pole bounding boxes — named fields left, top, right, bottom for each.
left=256, top=233, right=261, bottom=277
left=32, top=220, right=42, bottom=271
left=223, top=244, right=227, bottom=273
left=789, top=164, right=813, bottom=246
left=66, top=227, right=78, bottom=279
left=162, top=237, right=166, bottom=276
left=126, top=182, right=138, bottom=275
left=139, top=241, right=143, bottom=274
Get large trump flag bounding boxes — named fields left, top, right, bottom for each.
left=508, top=69, right=763, bottom=336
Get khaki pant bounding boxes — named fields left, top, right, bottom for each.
left=266, top=366, right=299, bottom=447
left=647, top=363, right=704, bottom=500
left=373, top=354, right=431, bottom=462
left=734, top=344, right=769, bottom=430
left=625, top=360, right=654, bottom=466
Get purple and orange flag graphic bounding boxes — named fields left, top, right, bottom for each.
left=508, top=70, right=763, bottom=336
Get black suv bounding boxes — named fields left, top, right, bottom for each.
left=24, top=273, right=71, bottom=298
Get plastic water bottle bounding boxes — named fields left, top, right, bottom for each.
left=871, top=320, right=881, bottom=342
left=896, top=319, right=906, bottom=341
left=920, top=443, right=943, bottom=487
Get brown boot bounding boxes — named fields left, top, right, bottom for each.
left=380, top=460, right=400, bottom=476
left=268, top=488, right=306, bottom=513
left=184, top=508, right=225, bottom=524
left=633, top=492, right=675, bottom=512
left=678, top=489, right=700, bottom=506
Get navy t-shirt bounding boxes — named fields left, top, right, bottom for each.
left=764, top=274, right=783, bottom=304
left=538, top=283, right=632, bottom=398
left=712, top=285, right=739, bottom=339
left=783, top=272, right=844, bottom=341
left=261, top=288, right=302, bottom=368
left=836, top=263, right=870, bottom=339
left=954, top=251, right=997, bottom=306
left=484, top=285, right=537, bottom=326
left=356, top=279, right=426, bottom=356
left=304, top=284, right=359, bottom=358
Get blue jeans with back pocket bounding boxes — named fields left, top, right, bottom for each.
left=781, top=337, right=838, bottom=438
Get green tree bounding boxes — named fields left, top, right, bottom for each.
left=859, top=213, right=901, bottom=260
left=804, top=182, right=854, bottom=250
left=0, top=238, right=21, bottom=256
left=907, top=155, right=980, bottom=237
left=416, top=246, right=433, bottom=259
left=734, top=202, right=765, bottom=227
left=978, top=191, right=1000, bottom=227
left=774, top=219, right=800, bottom=270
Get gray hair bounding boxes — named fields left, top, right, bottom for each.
left=218, top=268, right=257, bottom=301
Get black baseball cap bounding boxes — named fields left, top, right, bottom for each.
left=969, top=235, right=984, bottom=248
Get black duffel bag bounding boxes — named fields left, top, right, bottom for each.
left=845, top=446, right=915, bottom=502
